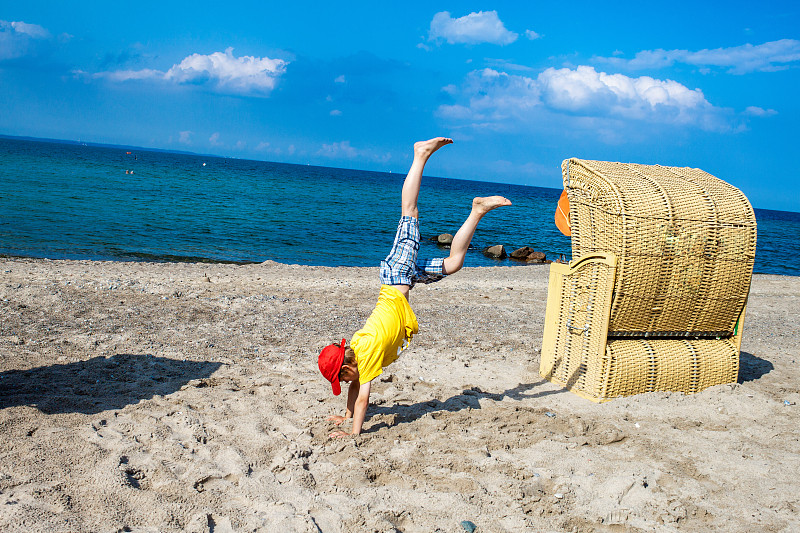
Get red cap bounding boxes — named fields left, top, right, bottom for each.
left=318, top=338, right=347, bottom=395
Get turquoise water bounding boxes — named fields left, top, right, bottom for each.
left=1, top=137, right=798, bottom=276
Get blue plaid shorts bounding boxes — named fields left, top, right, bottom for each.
left=379, top=216, right=446, bottom=286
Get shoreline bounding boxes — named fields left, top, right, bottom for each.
left=1, top=253, right=795, bottom=278
left=1, top=257, right=798, bottom=531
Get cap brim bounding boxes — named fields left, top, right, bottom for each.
left=326, top=338, right=346, bottom=396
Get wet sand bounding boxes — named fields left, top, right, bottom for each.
left=0, top=257, right=798, bottom=532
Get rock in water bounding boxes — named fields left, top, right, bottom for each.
left=483, top=245, right=506, bottom=259
left=527, top=251, right=546, bottom=263
left=510, top=246, right=535, bottom=259
left=437, top=233, right=454, bottom=245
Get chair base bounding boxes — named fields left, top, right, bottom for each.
left=542, top=337, right=740, bottom=403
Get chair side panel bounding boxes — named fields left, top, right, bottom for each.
left=539, top=254, right=616, bottom=402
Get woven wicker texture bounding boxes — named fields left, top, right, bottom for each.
left=540, top=254, right=616, bottom=401
left=600, top=338, right=739, bottom=400
left=563, top=158, right=757, bottom=336
left=540, top=250, right=740, bottom=401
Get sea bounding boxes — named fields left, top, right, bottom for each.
left=1, top=136, right=798, bottom=276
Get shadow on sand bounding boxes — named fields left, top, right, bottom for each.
left=366, top=380, right=563, bottom=433
left=738, top=351, right=774, bottom=383
left=0, top=353, right=222, bottom=415
left=362, top=351, right=773, bottom=434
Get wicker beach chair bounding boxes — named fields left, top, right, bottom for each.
left=540, top=159, right=757, bottom=402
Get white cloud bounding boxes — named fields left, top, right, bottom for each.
left=96, top=47, right=288, bottom=96
left=539, top=66, right=714, bottom=122
left=209, top=132, right=222, bottom=146
left=317, top=141, right=390, bottom=163
left=0, top=19, right=52, bottom=61
left=428, top=11, right=517, bottom=46
left=318, top=140, right=359, bottom=159
left=595, top=39, right=800, bottom=74
left=525, top=30, right=542, bottom=40
left=9, top=21, right=50, bottom=39
left=98, top=68, right=162, bottom=82
left=178, top=131, right=193, bottom=144
left=485, top=58, right=536, bottom=72
left=437, top=66, right=733, bottom=133
left=334, top=74, right=346, bottom=83
left=744, top=106, right=778, bottom=117
left=165, top=48, right=286, bottom=93
left=252, top=141, right=295, bottom=156
left=330, top=109, right=342, bottom=116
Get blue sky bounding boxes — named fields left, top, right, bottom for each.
left=1, top=1, right=798, bottom=211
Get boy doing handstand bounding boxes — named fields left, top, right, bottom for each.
left=317, top=137, right=511, bottom=437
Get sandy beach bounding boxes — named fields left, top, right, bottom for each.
left=0, top=257, right=798, bottom=532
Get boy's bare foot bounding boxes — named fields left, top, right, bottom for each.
left=473, top=196, right=513, bottom=215
left=413, top=137, right=453, bottom=159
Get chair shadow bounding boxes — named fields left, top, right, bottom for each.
left=366, top=380, right=563, bottom=433
left=0, top=353, right=223, bottom=415
left=738, top=351, right=774, bottom=383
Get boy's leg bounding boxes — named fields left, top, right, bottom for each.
left=402, top=137, right=453, bottom=219
left=380, top=137, right=453, bottom=296
left=442, top=196, right=512, bottom=275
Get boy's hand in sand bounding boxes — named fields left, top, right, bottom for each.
left=327, top=415, right=347, bottom=425
left=329, top=430, right=352, bottom=438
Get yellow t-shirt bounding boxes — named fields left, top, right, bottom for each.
left=351, top=285, right=419, bottom=384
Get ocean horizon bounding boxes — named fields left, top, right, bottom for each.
left=1, top=135, right=798, bottom=276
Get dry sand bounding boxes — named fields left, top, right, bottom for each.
left=0, top=257, right=798, bottom=532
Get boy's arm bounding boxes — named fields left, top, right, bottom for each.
left=328, top=379, right=360, bottom=425
left=330, top=380, right=372, bottom=438
left=345, top=379, right=360, bottom=418
left=350, top=381, right=372, bottom=435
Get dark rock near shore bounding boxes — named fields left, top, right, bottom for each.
left=510, top=246, right=535, bottom=259
left=483, top=245, right=506, bottom=259
left=510, top=246, right=547, bottom=263
left=437, top=233, right=454, bottom=246
left=510, top=246, right=538, bottom=260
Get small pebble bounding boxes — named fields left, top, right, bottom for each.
left=545, top=412, right=556, bottom=418
left=460, top=520, right=477, bottom=533
left=555, top=493, right=564, bottom=499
